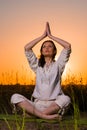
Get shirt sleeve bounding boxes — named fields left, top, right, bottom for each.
left=56, top=48, right=71, bottom=74
left=25, top=49, right=38, bottom=73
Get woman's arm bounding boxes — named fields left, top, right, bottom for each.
left=24, top=24, right=47, bottom=51
left=46, top=22, right=71, bottom=49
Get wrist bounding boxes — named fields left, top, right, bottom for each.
left=42, top=33, right=47, bottom=39
left=48, top=34, right=52, bottom=39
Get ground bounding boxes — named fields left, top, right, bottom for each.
left=0, top=113, right=87, bottom=130
left=0, top=121, right=87, bottom=130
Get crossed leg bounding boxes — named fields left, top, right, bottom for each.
left=17, top=100, right=60, bottom=120
left=42, top=102, right=60, bottom=115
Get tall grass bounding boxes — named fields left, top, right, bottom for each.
left=3, top=110, right=25, bottom=130
left=0, top=69, right=87, bottom=85
left=71, top=87, right=80, bottom=130
left=0, top=68, right=35, bottom=85
left=0, top=72, right=87, bottom=130
left=1, top=86, right=87, bottom=130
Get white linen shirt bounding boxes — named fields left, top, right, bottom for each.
left=25, top=48, right=71, bottom=101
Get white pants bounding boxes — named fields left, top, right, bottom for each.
left=11, top=93, right=71, bottom=115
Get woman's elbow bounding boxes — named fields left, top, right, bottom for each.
left=66, top=43, right=71, bottom=50
left=24, top=45, right=30, bottom=51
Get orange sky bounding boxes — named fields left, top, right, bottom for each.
left=0, top=0, right=87, bottom=84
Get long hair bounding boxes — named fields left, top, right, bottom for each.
left=38, top=40, right=57, bottom=67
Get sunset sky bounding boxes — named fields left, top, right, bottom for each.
left=0, top=0, right=87, bottom=84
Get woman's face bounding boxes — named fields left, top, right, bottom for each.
left=41, top=41, right=56, bottom=57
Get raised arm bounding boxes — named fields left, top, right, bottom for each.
left=46, top=22, right=71, bottom=49
left=24, top=23, right=47, bottom=51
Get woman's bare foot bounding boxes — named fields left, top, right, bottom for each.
left=41, top=113, right=62, bottom=120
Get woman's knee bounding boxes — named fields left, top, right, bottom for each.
left=55, top=95, right=71, bottom=109
left=65, top=95, right=71, bottom=105
left=11, top=93, right=22, bottom=104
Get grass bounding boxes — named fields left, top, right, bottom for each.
left=0, top=74, right=87, bottom=130
left=0, top=114, right=87, bottom=124
left=0, top=113, right=87, bottom=130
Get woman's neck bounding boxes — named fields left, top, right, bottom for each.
left=45, top=57, right=52, bottom=65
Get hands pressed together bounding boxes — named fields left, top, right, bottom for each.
left=42, top=22, right=71, bottom=49
left=43, top=22, right=52, bottom=38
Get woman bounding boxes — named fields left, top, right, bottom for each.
left=11, top=22, right=71, bottom=120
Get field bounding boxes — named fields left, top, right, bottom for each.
left=0, top=84, right=87, bottom=130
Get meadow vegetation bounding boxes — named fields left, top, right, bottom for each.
left=0, top=82, right=87, bottom=114
left=0, top=73, right=87, bottom=130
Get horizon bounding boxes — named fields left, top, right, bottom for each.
left=0, top=69, right=86, bottom=85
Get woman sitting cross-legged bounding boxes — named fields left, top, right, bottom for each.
left=11, top=22, right=71, bottom=120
